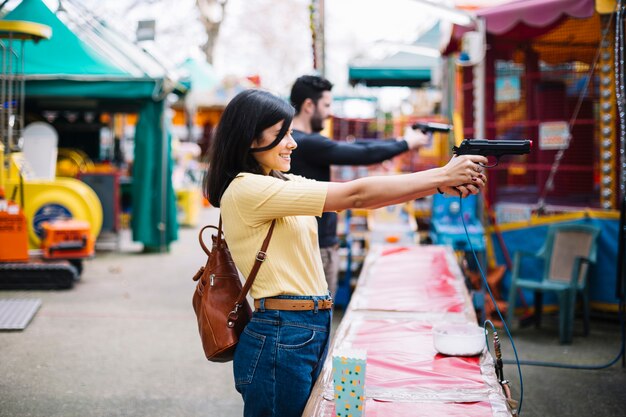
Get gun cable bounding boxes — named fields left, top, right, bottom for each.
left=458, top=193, right=524, bottom=414
left=459, top=194, right=626, bottom=415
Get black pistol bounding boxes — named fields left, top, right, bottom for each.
left=412, top=122, right=453, bottom=133
left=453, top=139, right=532, bottom=167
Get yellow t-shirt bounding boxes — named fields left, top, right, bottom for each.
left=220, top=172, right=329, bottom=299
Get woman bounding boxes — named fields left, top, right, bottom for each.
left=205, top=89, right=487, bottom=417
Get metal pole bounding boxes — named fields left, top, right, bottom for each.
left=160, top=100, right=168, bottom=252
left=1, top=39, right=7, bottom=169
left=473, top=18, right=486, bottom=140
left=616, top=195, right=625, bottom=367
left=310, top=0, right=326, bottom=76
left=7, top=33, right=13, bottom=152
left=19, top=40, right=25, bottom=144
left=319, top=0, right=325, bottom=77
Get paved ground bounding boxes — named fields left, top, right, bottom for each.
left=1, top=206, right=625, bottom=417
left=499, top=313, right=626, bottom=417
left=0, top=207, right=244, bottom=417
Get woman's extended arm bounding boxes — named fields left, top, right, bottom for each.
left=323, top=154, right=488, bottom=212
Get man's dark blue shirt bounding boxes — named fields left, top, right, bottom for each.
left=289, top=130, right=409, bottom=248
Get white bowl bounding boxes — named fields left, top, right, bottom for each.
left=432, top=323, right=486, bottom=356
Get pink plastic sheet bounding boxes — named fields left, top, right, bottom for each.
left=303, top=245, right=512, bottom=417
left=317, top=399, right=497, bottom=417
left=354, top=247, right=466, bottom=313
left=364, top=400, right=495, bottom=417
left=351, top=320, right=485, bottom=391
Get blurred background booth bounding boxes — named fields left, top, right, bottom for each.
left=439, top=0, right=622, bottom=316
left=2, top=0, right=186, bottom=252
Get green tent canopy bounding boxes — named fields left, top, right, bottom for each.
left=349, top=64, right=432, bottom=88
left=4, top=0, right=125, bottom=77
left=3, top=0, right=180, bottom=250
left=348, top=22, right=441, bottom=88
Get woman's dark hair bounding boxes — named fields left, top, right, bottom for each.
left=289, top=75, right=333, bottom=113
left=204, top=89, right=294, bottom=207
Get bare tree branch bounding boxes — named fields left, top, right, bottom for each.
left=123, top=0, right=160, bottom=14
left=196, top=0, right=229, bottom=64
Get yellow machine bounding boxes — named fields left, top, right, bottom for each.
left=3, top=145, right=103, bottom=250
left=0, top=20, right=102, bottom=289
left=0, top=142, right=102, bottom=289
left=56, top=148, right=96, bottom=177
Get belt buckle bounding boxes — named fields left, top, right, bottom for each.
left=256, top=251, right=267, bottom=262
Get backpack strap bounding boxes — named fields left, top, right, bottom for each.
left=225, top=217, right=276, bottom=326
left=198, top=225, right=219, bottom=256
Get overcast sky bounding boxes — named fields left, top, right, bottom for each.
left=6, top=0, right=511, bottom=106
left=13, top=0, right=442, bottom=93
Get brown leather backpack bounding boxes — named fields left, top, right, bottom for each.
left=192, top=217, right=275, bottom=362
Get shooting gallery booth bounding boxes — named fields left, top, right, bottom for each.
left=440, top=0, right=622, bottom=316
left=3, top=0, right=185, bottom=252
left=442, top=0, right=620, bottom=210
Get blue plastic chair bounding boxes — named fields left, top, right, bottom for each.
left=506, top=223, right=600, bottom=344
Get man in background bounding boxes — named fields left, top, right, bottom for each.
left=289, top=74, right=428, bottom=299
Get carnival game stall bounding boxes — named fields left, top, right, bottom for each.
left=304, top=245, right=515, bottom=416
left=0, top=16, right=96, bottom=288
left=441, top=0, right=622, bottom=316
left=444, top=0, right=620, bottom=210
left=3, top=0, right=183, bottom=252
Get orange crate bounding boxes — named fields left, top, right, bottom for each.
left=41, top=220, right=94, bottom=260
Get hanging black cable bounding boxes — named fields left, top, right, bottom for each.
left=617, top=195, right=626, bottom=367
left=616, top=0, right=626, bottom=202
left=613, top=0, right=626, bottom=370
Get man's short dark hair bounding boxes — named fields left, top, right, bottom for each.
left=290, top=75, right=333, bottom=114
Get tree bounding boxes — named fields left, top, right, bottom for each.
left=196, top=0, right=228, bottom=64
left=68, top=0, right=226, bottom=65
left=59, top=0, right=312, bottom=92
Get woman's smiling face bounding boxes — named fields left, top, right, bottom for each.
left=250, top=120, right=297, bottom=174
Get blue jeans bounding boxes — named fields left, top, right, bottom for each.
left=233, top=295, right=332, bottom=417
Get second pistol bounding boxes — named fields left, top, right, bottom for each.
left=411, top=122, right=453, bottom=133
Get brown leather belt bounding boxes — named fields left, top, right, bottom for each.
left=254, top=299, right=333, bottom=311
